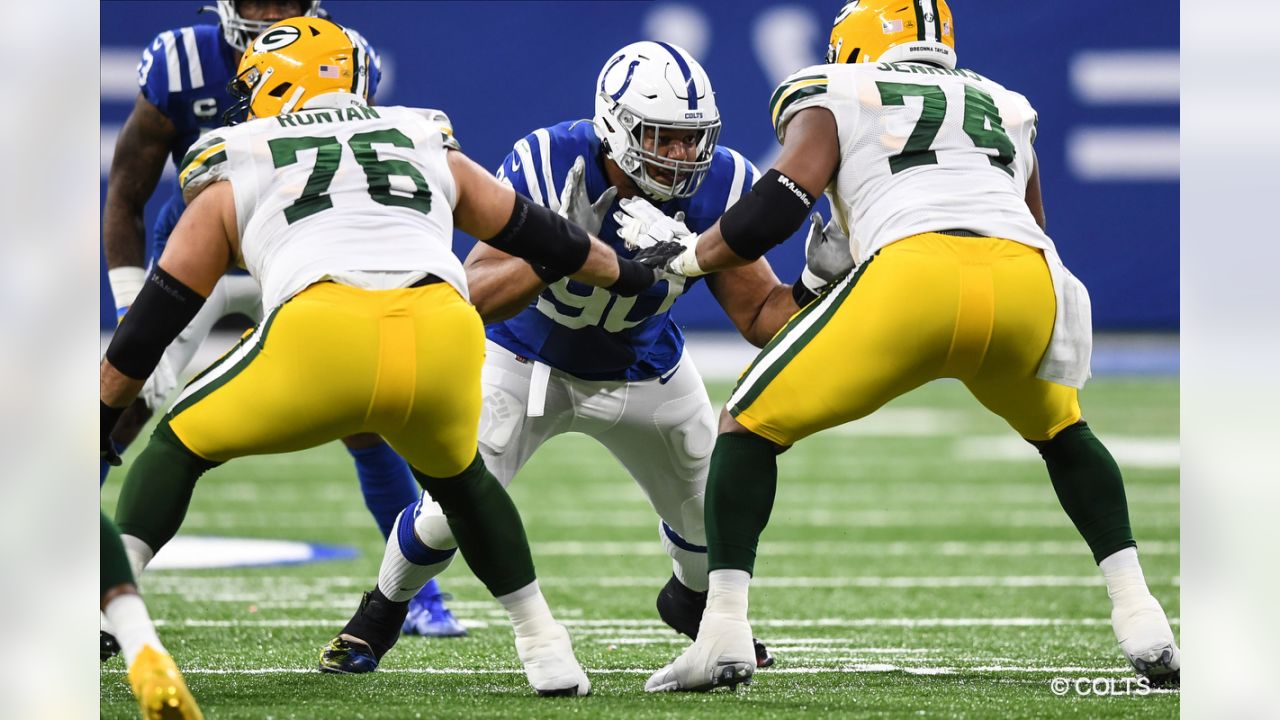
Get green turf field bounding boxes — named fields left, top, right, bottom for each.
left=100, top=377, right=1179, bottom=719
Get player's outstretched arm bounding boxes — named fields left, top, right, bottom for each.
left=706, top=260, right=800, bottom=348
left=448, top=150, right=669, bottom=296
left=641, top=107, right=841, bottom=278
left=100, top=182, right=236, bottom=462
left=462, top=242, right=553, bottom=324
left=103, top=95, right=178, bottom=310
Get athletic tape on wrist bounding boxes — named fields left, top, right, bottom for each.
left=108, top=266, right=147, bottom=309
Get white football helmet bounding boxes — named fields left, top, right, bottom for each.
left=204, top=1, right=325, bottom=52
left=594, top=41, right=721, bottom=201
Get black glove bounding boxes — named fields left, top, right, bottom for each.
left=101, top=402, right=124, bottom=467
left=631, top=239, right=688, bottom=271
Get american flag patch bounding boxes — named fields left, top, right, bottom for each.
left=318, top=64, right=341, bottom=78
left=882, top=19, right=904, bottom=33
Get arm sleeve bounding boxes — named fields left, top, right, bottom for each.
left=770, top=66, right=834, bottom=143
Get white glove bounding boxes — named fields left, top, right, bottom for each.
left=557, top=156, right=617, bottom=235
left=800, top=212, right=855, bottom=294
left=613, top=196, right=693, bottom=250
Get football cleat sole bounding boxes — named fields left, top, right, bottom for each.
left=1130, top=645, right=1180, bottom=688
left=710, top=661, right=755, bottom=692
left=318, top=636, right=380, bottom=674
left=535, top=684, right=589, bottom=697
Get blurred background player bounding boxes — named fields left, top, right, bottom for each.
left=102, top=512, right=202, bottom=719
left=623, top=0, right=1181, bottom=692
left=317, top=39, right=856, bottom=674
left=102, top=16, right=681, bottom=696
left=100, top=0, right=463, bottom=648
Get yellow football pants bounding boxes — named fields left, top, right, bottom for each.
left=730, top=232, right=1082, bottom=445
left=164, top=281, right=484, bottom=478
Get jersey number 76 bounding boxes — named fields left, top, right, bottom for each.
left=268, top=129, right=433, bottom=224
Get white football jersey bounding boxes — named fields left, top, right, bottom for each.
left=772, top=62, right=1052, bottom=264
left=179, top=100, right=467, bottom=310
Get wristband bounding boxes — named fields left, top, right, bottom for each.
left=667, top=244, right=708, bottom=277
left=108, top=266, right=147, bottom=310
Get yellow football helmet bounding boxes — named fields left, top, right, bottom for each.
left=226, top=16, right=369, bottom=122
left=826, top=0, right=956, bottom=69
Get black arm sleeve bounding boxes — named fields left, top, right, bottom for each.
left=719, top=169, right=815, bottom=261
left=104, top=267, right=207, bottom=380
left=483, top=193, right=592, bottom=277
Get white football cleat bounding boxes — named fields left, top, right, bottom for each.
left=1112, top=594, right=1180, bottom=687
left=515, top=623, right=591, bottom=696
left=645, top=610, right=756, bottom=692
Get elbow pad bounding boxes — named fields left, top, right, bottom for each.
left=105, top=267, right=206, bottom=380
left=720, top=169, right=815, bottom=261
left=484, top=194, right=592, bottom=277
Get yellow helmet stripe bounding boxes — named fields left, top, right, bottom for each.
left=770, top=78, right=829, bottom=128
left=178, top=142, right=227, bottom=187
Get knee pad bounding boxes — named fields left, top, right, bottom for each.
left=413, top=498, right=458, bottom=551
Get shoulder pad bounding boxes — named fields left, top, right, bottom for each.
left=769, top=66, right=831, bottom=142
left=405, top=107, right=461, bottom=150
left=178, top=130, right=231, bottom=203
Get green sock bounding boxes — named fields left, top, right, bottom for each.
left=412, top=454, right=535, bottom=597
left=101, top=511, right=135, bottom=597
left=1033, top=421, right=1136, bottom=563
left=115, top=422, right=218, bottom=552
left=706, top=432, right=779, bottom=575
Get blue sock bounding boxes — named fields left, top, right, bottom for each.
left=348, top=441, right=421, bottom=539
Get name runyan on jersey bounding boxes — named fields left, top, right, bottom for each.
left=177, top=103, right=466, bottom=312
left=771, top=61, right=1053, bottom=264
left=488, top=119, right=760, bottom=382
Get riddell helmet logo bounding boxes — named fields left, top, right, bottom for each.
left=254, top=26, right=301, bottom=53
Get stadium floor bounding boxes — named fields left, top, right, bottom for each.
left=99, top=342, right=1179, bottom=718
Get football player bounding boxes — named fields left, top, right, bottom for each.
left=101, top=0, right=463, bottom=640
left=620, top=0, right=1181, bottom=692
left=102, top=512, right=202, bottom=719
left=317, top=40, right=856, bottom=674
left=102, top=17, right=680, bottom=696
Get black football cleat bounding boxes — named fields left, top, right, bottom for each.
left=656, top=574, right=775, bottom=668
left=101, top=630, right=121, bottom=662
left=318, top=589, right=408, bottom=674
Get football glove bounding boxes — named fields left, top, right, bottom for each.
left=558, top=156, right=617, bottom=236
left=793, top=212, right=855, bottom=305
left=614, top=197, right=694, bottom=251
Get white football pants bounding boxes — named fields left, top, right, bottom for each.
left=139, top=274, right=263, bottom=411
left=467, top=340, right=716, bottom=591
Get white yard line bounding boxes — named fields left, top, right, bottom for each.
left=154, top=616, right=1179, bottom=629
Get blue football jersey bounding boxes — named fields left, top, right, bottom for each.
left=487, top=119, right=760, bottom=381
left=137, top=22, right=381, bottom=262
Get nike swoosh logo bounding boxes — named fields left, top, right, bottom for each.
left=512, top=157, right=522, bottom=172
left=658, top=364, right=680, bottom=384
